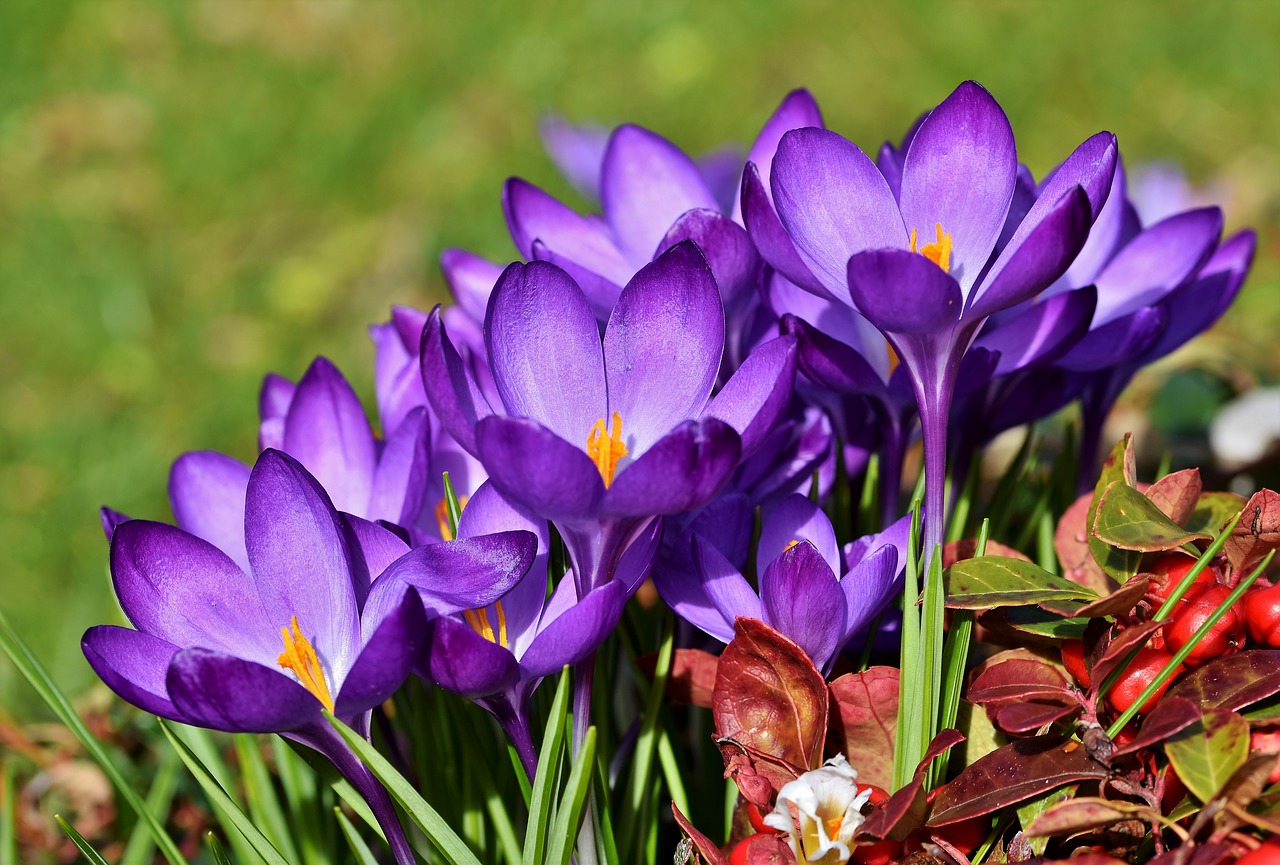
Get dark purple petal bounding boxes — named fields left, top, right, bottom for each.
left=379, top=529, right=537, bottom=616
left=528, top=239, right=624, bottom=323
left=735, top=88, right=824, bottom=222
left=845, top=512, right=911, bottom=572
left=838, top=546, right=900, bottom=643
left=110, top=520, right=276, bottom=665
left=422, top=616, right=521, bottom=698
left=539, top=114, right=609, bottom=202
left=486, top=261, right=608, bottom=443
left=781, top=314, right=888, bottom=398
left=1058, top=307, right=1167, bottom=372
left=283, top=358, right=377, bottom=515
left=168, top=451, right=251, bottom=573
left=420, top=306, right=495, bottom=456
left=877, top=141, right=906, bottom=201
left=740, top=163, right=832, bottom=299
left=966, top=186, right=1093, bottom=321
left=82, top=625, right=180, bottom=718
left=1061, top=157, right=1137, bottom=287
left=976, top=287, right=1097, bottom=376
left=475, top=416, right=604, bottom=522
left=657, top=209, right=758, bottom=305
left=759, top=541, right=843, bottom=670
left=613, top=516, right=663, bottom=595
left=1144, top=229, right=1255, bottom=359
left=758, top=494, right=840, bottom=576
left=1037, top=131, right=1120, bottom=220
left=520, top=580, right=627, bottom=678
left=339, top=514, right=409, bottom=608
left=441, top=248, right=503, bottom=325
left=603, top=241, right=724, bottom=457
left=692, top=534, right=762, bottom=638
left=244, top=450, right=360, bottom=680
left=603, top=419, right=740, bottom=518
left=368, top=407, right=430, bottom=526
left=1092, top=207, right=1224, bottom=326
left=846, top=248, right=963, bottom=335
left=899, top=81, right=1017, bottom=294
left=702, top=335, right=797, bottom=457
left=771, top=128, right=906, bottom=298
left=100, top=507, right=131, bottom=541
left=600, top=124, right=719, bottom=264
left=167, top=647, right=321, bottom=733
left=334, top=585, right=426, bottom=717
left=502, top=178, right=631, bottom=283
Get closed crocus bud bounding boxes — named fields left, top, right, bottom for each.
left=763, top=755, right=871, bottom=864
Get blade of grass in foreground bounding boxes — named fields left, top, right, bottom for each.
left=120, top=747, right=182, bottom=865
left=524, top=669, right=572, bottom=865
left=335, top=807, right=381, bottom=865
left=545, top=726, right=598, bottom=865
left=0, top=611, right=189, bottom=865
left=55, top=815, right=110, bottom=865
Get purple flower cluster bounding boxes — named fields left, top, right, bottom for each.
left=84, top=81, right=1251, bottom=863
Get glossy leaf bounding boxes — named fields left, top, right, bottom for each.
left=1113, top=696, right=1201, bottom=756
left=967, top=658, right=1072, bottom=704
left=1054, top=492, right=1112, bottom=597
left=1167, top=650, right=1280, bottom=711
left=1023, top=796, right=1154, bottom=837
left=1092, top=481, right=1209, bottom=552
left=1091, top=620, right=1165, bottom=689
left=1014, top=785, right=1074, bottom=855
left=944, top=556, right=1099, bottom=609
left=828, top=667, right=898, bottom=791
left=1087, top=437, right=1142, bottom=581
left=1069, top=576, right=1150, bottom=619
left=995, top=607, right=1089, bottom=639
left=1165, top=707, right=1249, bottom=802
left=1225, top=488, right=1280, bottom=573
left=857, top=730, right=964, bottom=843
left=1184, top=491, right=1248, bottom=536
left=995, top=702, right=1081, bottom=733
left=1145, top=468, right=1202, bottom=524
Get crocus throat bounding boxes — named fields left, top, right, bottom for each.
left=277, top=616, right=335, bottom=713
left=434, top=494, right=470, bottom=541
left=586, top=411, right=627, bottom=487
left=464, top=601, right=509, bottom=648
left=910, top=222, right=953, bottom=273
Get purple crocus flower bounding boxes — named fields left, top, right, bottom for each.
left=656, top=493, right=908, bottom=675
left=744, top=81, right=1117, bottom=558
left=84, top=450, right=537, bottom=865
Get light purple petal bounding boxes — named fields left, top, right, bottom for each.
left=656, top=209, right=758, bottom=305
left=733, top=88, right=824, bottom=223
left=528, top=239, right=624, bottom=323
left=368, top=407, right=430, bottom=526
left=1144, top=230, right=1255, bottom=359
left=899, top=81, right=1017, bottom=295
left=441, top=248, right=504, bottom=326
left=1061, top=156, right=1135, bottom=287
left=100, top=506, right=131, bottom=541
left=168, top=451, right=252, bottom=573
left=759, top=541, right=843, bottom=671
left=82, top=626, right=180, bottom=718
left=259, top=373, right=296, bottom=424
left=758, top=494, right=840, bottom=576
left=838, top=546, right=900, bottom=644
left=167, top=648, right=321, bottom=733
left=767, top=270, right=888, bottom=373
left=652, top=557, right=734, bottom=644
left=702, top=335, right=797, bottom=458
left=781, top=314, right=889, bottom=398
left=845, top=512, right=911, bottom=572
left=771, top=128, right=906, bottom=300
left=475, top=416, right=604, bottom=523
left=339, top=514, right=409, bottom=608
left=539, top=114, right=610, bottom=202
left=486, top=261, right=607, bottom=444
left=603, top=419, right=740, bottom=518
left=334, top=585, right=425, bottom=717
left=697, top=147, right=745, bottom=216
left=846, top=248, right=963, bottom=335
left=378, top=529, right=537, bottom=617
left=692, top=534, right=762, bottom=640
left=423, top=616, right=521, bottom=698
left=421, top=306, right=495, bottom=457
left=740, top=163, right=832, bottom=299
left=502, top=178, right=632, bottom=284
left=520, top=580, right=627, bottom=678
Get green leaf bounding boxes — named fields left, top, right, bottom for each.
left=1184, top=491, right=1248, bottom=536
left=621, top=615, right=674, bottom=856
left=335, top=807, right=381, bottom=865
left=545, top=727, right=598, bottom=865
left=1087, top=437, right=1143, bottom=581
left=944, top=556, right=1099, bottom=608
left=160, top=722, right=290, bottom=865
left=999, top=607, right=1090, bottom=639
left=1165, top=708, right=1250, bottom=802
left=235, top=735, right=299, bottom=863
left=206, top=832, right=235, bottom=865
left=1092, top=481, right=1210, bottom=551
left=1015, top=785, right=1075, bottom=855
left=55, top=815, right=110, bottom=865
left=121, top=748, right=183, bottom=865
left=0, top=610, right=189, bottom=865
left=523, top=668, right=572, bottom=865
left=325, top=712, right=481, bottom=865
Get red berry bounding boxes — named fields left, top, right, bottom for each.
left=858, top=783, right=890, bottom=807
left=1061, top=639, right=1090, bottom=688
left=851, top=838, right=902, bottom=865
left=931, top=814, right=989, bottom=855
left=1107, top=647, right=1181, bottom=716
left=1243, top=584, right=1280, bottom=647
left=1235, top=838, right=1280, bottom=865
left=1165, top=584, right=1246, bottom=665
left=1146, top=552, right=1216, bottom=605
left=729, top=833, right=778, bottom=865
left=1250, top=728, right=1280, bottom=785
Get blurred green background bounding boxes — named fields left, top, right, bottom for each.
left=1, top=0, right=1277, bottom=717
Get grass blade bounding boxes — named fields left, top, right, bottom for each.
left=235, top=735, right=300, bottom=863
left=55, top=815, right=110, bottom=865
left=545, top=727, right=597, bottom=865
left=0, top=611, right=189, bottom=865
left=120, top=747, right=182, bottom=865
left=206, top=831, right=235, bottom=865
left=523, top=668, right=571, bottom=865
left=335, top=807, right=380, bottom=865
left=620, top=615, right=673, bottom=855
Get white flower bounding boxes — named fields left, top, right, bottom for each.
left=762, top=755, right=872, bottom=864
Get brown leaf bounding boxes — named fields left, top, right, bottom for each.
left=1054, top=491, right=1114, bottom=597
left=1146, top=468, right=1203, bottom=524
left=967, top=658, right=1072, bottom=704
left=1167, top=650, right=1280, bottom=711
left=1070, top=575, right=1150, bottom=618
left=1024, top=796, right=1154, bottom=836
left=857, top=774, right=926, bottom=843
left=828, top=667, right=897, bottom=791
left=713, top=618, right=828, bottom=794
left=1224, top=489, right=1280, bottom=574
left=995, top=702, right=1081, bottom=734
left=672, top=801, right=728, bottom=865
left=1088, top=620, right=1165, bottom=688
left=638, top=648, right=718, bottom=708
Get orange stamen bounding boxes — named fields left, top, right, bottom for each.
left=586, top=411, right=628, bottom=487
left=276, top=616, right=335, bottom=713
left=909, top=222, right=953, bottom=273
left=463, top=601, right=509, bottom=648
left=434, top=494, right=469, bottom=541
left=783, top=539, right=801, bottom=553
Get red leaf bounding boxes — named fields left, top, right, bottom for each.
left=1070, top=575, right=1150, bottom=619
left=1113, top=696, right=1201, bottom=756
left=1225, top=488, right=1280, bottom=574
left=1145, top=468, right=1202, bottom=524
left=995, top=701, right=1081, bottom=733
left=1167, top=650, right=1280, bottom=711
left=740, top=834, right=794, bottom=865
left=639, top=648, right=719, bottom=708
left=1088, top=620, right=1164, bottom=688
left=1054, top=491, right=1114, bottom=597
left=856, top=729, right=964, bottom=843
left=713, top=618, right=828, bottom=794
left=672, top=801, right=728, bottom=865
left=828, top=667, right=898, bottom=791
left=967, top=658, right=1072, bottom=704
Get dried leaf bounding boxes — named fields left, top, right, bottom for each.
left=1024, top=796, right=1153, bottom=836
left=828, top=667, right=897, bottom=791
left=672, top=802, right=728, bottom=865
left=944, top=556, right=1099, bottom=609
left=1055, top=491, right=1113, bottom=597
left=1146, top=468, right=1202, bottom=524
left=1165, top=707, right=1250, bottom=803
left=639, top=648, right=718, bottom=708
left=1093, top=481, right=1210, bottom=552
left=1167, top=650, right=1280, bottom=711
left=1224, top=489, right=1280, bottom=574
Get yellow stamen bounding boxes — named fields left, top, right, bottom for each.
left=586, top=411, right=628, bottom=487
left=783, top=539, right=801, bottom=553
left=276, top=616, right=335, bottom=713
left=826, top=814, right=844, bottom=839
left=433, top=495, right=469, bottom=541
left=909, top=222, right=953, bottom=273
left=886, top=341, right=900, bottom=375
left=463, top=601, right=509, bottom=648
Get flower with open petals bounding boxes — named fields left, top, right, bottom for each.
left=764, top=755, right=872, bottom=864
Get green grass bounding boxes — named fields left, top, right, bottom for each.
left=0, top=0, right=1277, bottom=716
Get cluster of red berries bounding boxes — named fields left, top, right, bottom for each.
left=1061, top=553, right=1280, bottom=717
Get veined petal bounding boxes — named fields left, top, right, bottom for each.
left=603, top=419, right=740, bottom=518
left=846, top=248, right=962, bottom=335
left=168, top=450, right=251, bottom=573
left=82, top=625, right=180, bottom=719
left=167, top=647, right=321, bottom=733
left=378, top=529, right=537, bottom=617
left=520, top=580, right=627, bottom=678
left=758, top=494, right=840, bottom=576
left=838, top=546, right=900, bottom=646
left=367, top=407, right=430, bottom=527
left=691, top=534, right=762, bottom=639
left=702, top=335, right=797, bottom=458
left=975, top=287, right=1097, bottom=376
left=503, top=178, right=631, bottom=284
left=476, top=416, right=605, bottom=523
left=656, top=209, right=758, bottom=305
left=741, top=163, right=833, bottom=299
left=1144, top=229, right=1255, bottom=359
left=759, top=541, right=844, bottom=671
left=733, top=88, right=825, bottom=223
left=339, top=514, right=409, bottom=609
left=334, top=585, right=425, bottom=717
left=422, top=616, right=520, bottom=698
left=420, top=306, right=495, bottom=457
left=441, top=248, right=504, bottom=326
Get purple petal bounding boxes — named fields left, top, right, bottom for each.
left=486, top=261, right=607, bottom=443
left=334, top=584, right=426, bottom=717
left=976, top=287, right=1098, bottom=376
left=82, top=626, right=180, bottom=718
left=759, top=541, right=843, bottom=671
left=1061, top=156, right=1136, bottom=287
left=371, top=309, right=427, bottom=437
left=167, top=648, right=321, bottom=733
left=698, top=147, right=746, bottom=216
left=282, top=357, right=377, bottom=515
left=656, top=209, right=758, bottom=305
left=168, top=451, right=252, bottom=573
left=379, top=529, right=537, bottom=617
left=692, top=534, right=762, bottom=640
left=845, top=513, right=911, bottom=572
left=476, top=416, right=604, bottom=523
left=877, top=141, right=906, bottom=202
left=846, top=248, right=963, bottom=335
left=110, top=520, right=276, bottom=665
left=528, top=239, right=624, bottom=323
left=1145, top=230, right=1255, bottom=358
left=768, top=270, right=888, bottom=372
left=1058, top=307, right=1167, bottom=372
left=339, top=514, right=409, bottom=608
left=758, top=494, right=840, bottom=576
left=702, top=335, right=797, bottom=458
left=244, top=450, right=359, bottom=681
left=1037, top=131, right=1120, bottom=221
left=613, top=516, right=664, bottom=595
left=441, top=248, right=504, bottom=326
left=652, top=557, right=734, bottom=645
left=603, top=419, right=740, bottom=518
left=539, top=114, right=610, bottom=202
left=602, top=241, right=724, bottom=457
left=734, top=88, right=824, bottom=222
left=771, top=128, right=906, bottom=299
left=420, top=306, right=495, bottom=456
left=422, top=616, right=520, bottom=698
left=838, top=546, right=901, bottom=644
left=368, top=407, right=430, bottom=526
left=502, top=178, right=631, bottom=284
left=899, top=81, right=1017, bottom=294
left=100, top=506, right=131, bottom=541
left=740, top=163, right=832, bottom=298
left=601, top=124, right=720, bottom=264
left=520, top=580, right=627, bottom=678
left=259, top=373, right=296, bottom=423
left=781, top=314, right=888, bottom=398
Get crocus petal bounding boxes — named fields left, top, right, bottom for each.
left=899, top=81, right=1017, bottom=294
left=1036, top=131, right=1120, bottom=221
left=379, top=529, right=537, bottom=616
left=527, top=239, right=625, bottom=323
left=1057, top=307, right=1167, bottom=372
left=740, top=163, right=832, bottom=299
left=244, top=450, right=360, bottom=681
left=282, top=358, right=377, bottom=515
left=759, top=541, right=844, bottom=670
left=82, top=625, right=180, bottom=718
left=486, top=261, right=608, bottom=443
left=502, top=178, right=631, bottom=284
left=422, top=616, right=520, bottom=698
left=657, top=209, right=758, bottom=305
left=702, top=336, right=797, bottom=458
left=334, top=585, right=426, bottom=717
left=1061, top=157, right=1137, bottom=288
left=539, top=114, right=610, bottom=202
left=603, top=241, right=724, bottom=457
left=100, top=506, right=130, bottom=541
left=420, top=307, right=495, bottom=457
left=613, top=516, right=664, bottom=594
left=166, top=450, right=252, bottom=573
left=772, top=128, right=906, bottom=299
left=368, top=407, right=430, bottom=526
left=167, top=648, right=321, bottom=733
left=1092, top=207, right=1224, bottom=326
left=733, top=88, right=825, bottom=223
left=692, top=534, right=763, bottom=638
left=259, top=373, right=296, bottom=424
left=976, top=287, right=1098, bottom=376
left=768, top=270, right=888, bottom=373
left=652, top=558, right=734, bottom=644
left=838, top=546, right=900, bottom=644
left=601, top=124, right=720, bottom=265
left=1145, top=230, right=1255, bottom=358
left=846, top=248, right=963, bottom=335
left=781, top=314, right=889, bottom=398
left=758, top=494, right=840, bottom=576
left=476, top=416, right=604, bottom=523
left=340, top=514, right=409, bottom=608
left=111, top=520, right=277, bottom=665
left=440, top=248, right=504, bottom=326
left=520, top=580, right=627, bottom=678
left=603, top=419, right=740, bottom=518
left=698, top=147, right=746, bottom=215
